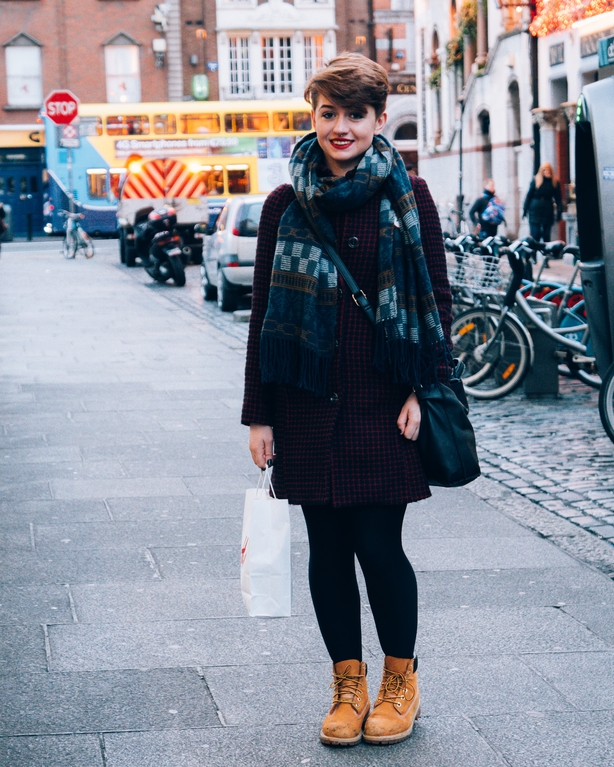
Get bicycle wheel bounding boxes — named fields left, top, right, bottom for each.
left=62, top=234, right=76, bottom=259
left=78, top=230, right=94, bottom=258
left=451, top=307, right=533, bottom=399
left=598, top=361, right=614, bottom=443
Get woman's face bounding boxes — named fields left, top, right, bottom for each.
left=312, top=95, right=387, bottom=177
left=542, top=165, right=552, bottom=178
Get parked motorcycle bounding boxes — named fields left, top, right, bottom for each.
left=136, top=206, right=186, bottom=287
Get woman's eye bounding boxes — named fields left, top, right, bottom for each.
left=350, top=113, right=365, bottom=120
left=321, top=112, right=335, bottom=119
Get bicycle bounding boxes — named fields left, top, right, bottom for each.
left=60, top=211, right=94, bottom=259
left=450, top=244, right=593, bottom=400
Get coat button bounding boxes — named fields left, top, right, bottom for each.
left=348, top=236, right=359, bottom=248
left=330, top=393, right=339, bottom=403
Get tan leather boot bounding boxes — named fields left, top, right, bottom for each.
left=362, top=656, right=420, bottom=745
left=320, top=660, right=370, bottom=746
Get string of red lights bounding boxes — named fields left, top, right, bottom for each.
left=530, top=0, right=614, bottom=37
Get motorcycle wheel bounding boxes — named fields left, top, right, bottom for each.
left=169, top=255, right=186, bottom=287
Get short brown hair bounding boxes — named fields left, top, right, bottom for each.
left=304, top=52, right=389, bottom=117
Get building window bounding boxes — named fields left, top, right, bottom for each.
left=105, top=44, right=141, bottom=103
left=304, top=35, right=323, bottom=81
left=5, top=36, right=43, bottom=107
left=229, top=37, right=251, bottom=96
left=262, top=37, right=293, bottom=95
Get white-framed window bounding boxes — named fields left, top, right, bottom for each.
left=105, top=44, right=141, bottom=103
left=262, top=36, right=293, bottom=95
left=304, top=35, right=323, bottom=82
left=229, top=36, right=251, bottom=96
left=5, top=41, right=43, bottom=107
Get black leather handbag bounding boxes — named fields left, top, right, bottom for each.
left=415, top=361, right=481, bottom=487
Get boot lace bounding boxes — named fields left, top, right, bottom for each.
left=330, top=665, right=364, bottom=706
left=375, top=667, right=414, bottom=708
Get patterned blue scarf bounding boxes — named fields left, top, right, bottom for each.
left=260, top=132, right=448, bottom=396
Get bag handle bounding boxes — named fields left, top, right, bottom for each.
left=257, top=461, right=278, bottom=499
left=305, top=218, right=376, bottom=326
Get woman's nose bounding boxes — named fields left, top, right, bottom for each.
left=332, top=115, right=349, bottom=134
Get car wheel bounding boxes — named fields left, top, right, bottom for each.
left=217, top=269, right=239, bottom=312
left=201, top=263, right=217, bottom=300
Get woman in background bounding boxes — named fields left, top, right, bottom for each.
left=523, top=162, right=563, bottom=242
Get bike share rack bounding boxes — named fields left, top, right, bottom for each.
left=576, top=77, right=614, bottom=376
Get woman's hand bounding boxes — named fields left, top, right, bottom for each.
left=397, top=392, right=421, bottom=441
left=249, top=424, right=275, bottom=469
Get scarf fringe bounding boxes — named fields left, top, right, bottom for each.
left=374, top=322, right=454, bottom=389
left=260, top=336, right=331, bottom=397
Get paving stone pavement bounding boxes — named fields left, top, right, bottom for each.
left=1, top=239, right=614, bottom=767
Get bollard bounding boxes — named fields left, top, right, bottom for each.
left=27, top=213, right=33, bottom=242
left=516, top=298, right=559, bottom=398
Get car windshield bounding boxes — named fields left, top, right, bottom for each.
left=237, top=201, right=263, bottom=237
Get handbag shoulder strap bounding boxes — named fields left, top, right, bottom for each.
left=306, top=219, right=376, bottom=326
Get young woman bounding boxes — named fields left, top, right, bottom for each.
left=241, top=53, right=453, bottom=747
left=523, top=162, right=563, bottom=242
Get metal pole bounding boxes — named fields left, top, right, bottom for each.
left=367, top=0, right=376, bottom=62
left=457, top=98, right=464, bottom=231
left=67, top=146, right=74, bottom=214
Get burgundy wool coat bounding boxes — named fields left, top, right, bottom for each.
left=241, top=176, right=453, bottom=508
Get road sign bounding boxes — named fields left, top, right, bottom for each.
left=59, top=123, right=80, bottom=149
left=44, top=90, right=80, bottom=125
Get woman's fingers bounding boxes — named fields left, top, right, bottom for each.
left=398, top=394, right=421, bottom=441
left=249, top=425, right=274, bottom=469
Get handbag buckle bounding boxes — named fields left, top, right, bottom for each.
left=352, top=290, right=367, bottom=307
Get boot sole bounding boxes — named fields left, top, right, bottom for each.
left=319, top=731, right=363, bottom=747
left=362, top=706, right=421, bottom=746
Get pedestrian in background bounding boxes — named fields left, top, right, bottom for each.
left=523, top=162, right=563, bottom=242
left=242, top=53, right=453, bottom=748
left=469, top=178, right=504, bottom=239
left=0, top=202, right=7, bottom=254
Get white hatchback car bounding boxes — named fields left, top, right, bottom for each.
left=200, top=194, right=267, bottom=311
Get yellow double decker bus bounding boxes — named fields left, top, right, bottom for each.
left=43, top=99, right=313, bottom=235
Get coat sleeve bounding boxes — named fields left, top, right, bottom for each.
left=468, top=197, right=483, bottom=225
left=523, top=180, right=535, bottom=218
left=241, top=184, right=296, bottom=427
left=412, top=176, right=453, bottom=380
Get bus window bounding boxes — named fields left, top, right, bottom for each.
left=273, top=112, right=291, bottom=131
left=180, top=114, right=220, bottom=134
left=87, top=169, right=108, bottom=199
left=293, top=111, right=312, bottom=130
left=224, top=113, right=270, bottom=132
left=106, top=116, right=150, bottom=136
left=198, top=165, right=224, bottom=195
left=109, top=168, right=125, bottom=199
left=154, top=114, right=177, bottom=134
left=227, top=164, right=250, bottom=194
left=79, top=117, right=103, bottom=136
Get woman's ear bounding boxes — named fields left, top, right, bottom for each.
left=375, top=111, right=388, bottom=134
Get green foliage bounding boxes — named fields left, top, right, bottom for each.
left=458, top=0, right=477, bottom=39
left=446, top=36, right=464, bottom=69
left=429, top=64, right=442, bottom=90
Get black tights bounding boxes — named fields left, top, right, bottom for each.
left=302, top=504, right=418, bottom=663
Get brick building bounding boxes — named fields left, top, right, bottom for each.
left=0, top=0, right=179, bottom=125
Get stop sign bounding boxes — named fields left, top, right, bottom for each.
left=44, top=90, right=80, bottom=125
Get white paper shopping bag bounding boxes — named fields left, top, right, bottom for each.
left=241, top=466, right=291, bottom=617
